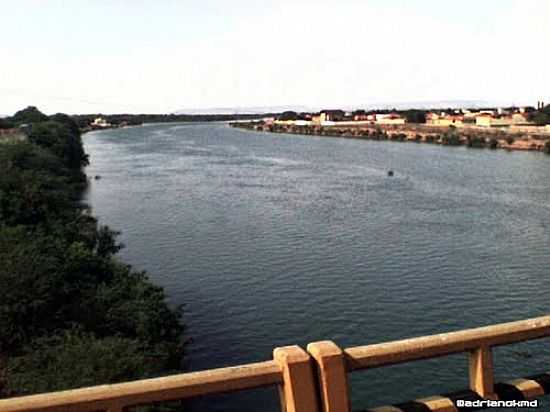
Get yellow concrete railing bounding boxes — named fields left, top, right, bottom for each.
left=1, top=315, right=550, bottom=412
left=308, top=315, right=550, bottom=412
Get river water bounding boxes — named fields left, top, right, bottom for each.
left=83, top=122, right=550, bottom=411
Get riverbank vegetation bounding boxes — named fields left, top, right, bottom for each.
left=0, top=107, right=185, bottom=399
left=74, top=112, right=276, bottom=131
left=232, top=118, right=550, bottom=154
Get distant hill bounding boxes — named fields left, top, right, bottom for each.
left=173, top=105, right=315, bottom=115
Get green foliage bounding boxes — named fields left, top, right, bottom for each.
left=0, top=109, right=185, bottom=399
left=466, top=136, right=486, bottom=148
left=404, top=110, right=426, bottom=124
left=0, top=118, right=14, bottom=129
left=0, top=143, right=74, bottom=226
left=49, top=113, right=81, bottom=137
left=11, top=106, right=49, bottom=124
left=278, top=111, right=299, bottom=121
left=533, top=112, right=550, bottom=126
left=441, top=133, right=461, bottom=146
left=28, top=121, right=88, bottom=169
left=5, top=331, right=155, bottom=395
left=74, top=113, right=276, bottom=129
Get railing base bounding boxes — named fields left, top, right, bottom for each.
left=364, top=373, right=550, bottom=412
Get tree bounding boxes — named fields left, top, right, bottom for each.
left=28, top=121, right=88, bottom=169
left=278, top=111, right=299, bottom=121
left=404, top=110, right=426, bottom=124
left=11, top=106, right=48, bottom=124
left=466, top=136, right=485, bottom=148
left=0, top=118, right=14, bottom=129
left=0, top=143, right=74, bottom=226
left=533, top=112, right=550, bottom=126
left=50, top=113, right=81, bottom=137
left=5, top=331, right=164, bottom=395
left=0, top=109, right=185, bottom=399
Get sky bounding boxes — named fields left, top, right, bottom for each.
left=1, top=0, right=549, bottom=114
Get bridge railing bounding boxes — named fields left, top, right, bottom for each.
left=1, top=315, right=549, bottom=412
left=308, top=315, right=550, bottom=411
left=0, top=345, right=320, bottom=412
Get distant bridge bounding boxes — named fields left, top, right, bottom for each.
left=1, top=315, right=549, bottom=412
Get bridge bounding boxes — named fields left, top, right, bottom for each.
left=1, top=315, right=549, bottom=412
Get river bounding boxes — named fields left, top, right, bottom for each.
left=83, top=122, right=550, bottom=411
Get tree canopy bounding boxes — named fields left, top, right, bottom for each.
left=403, top=110, right=426, bottom=124
left=11, top=106, right=49, bottom=124
left=533, top=112, right=550, bottom=126
left=0, top=107, right=185, bottom=400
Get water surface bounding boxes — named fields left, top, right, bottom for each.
left=84, top=123, right=550, bottom=411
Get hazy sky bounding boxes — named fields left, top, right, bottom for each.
left=1, top=0, right=549, bottom=114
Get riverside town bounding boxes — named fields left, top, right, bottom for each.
left=232, top=101, right=550, bottom=153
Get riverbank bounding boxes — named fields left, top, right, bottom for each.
left=231, top=121, right=550, bottom=154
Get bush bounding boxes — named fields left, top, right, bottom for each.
left=28, top=121, right=88, bottom=169
left=441, top=133, right=461, bottom=146
left=0, top=143, right=74, bottom=226
left=0, top=118, right=14, bottom=130
left=533, top=112, right=550, bottom=126
left=467, top=136, right=486, bottom=148
left=5, top=331, right=154, bottom=395
left=0, top=109, right=185, bottom=398
left=404, top=110, right=426, bottom=124
left=11, top=106, right=49, bottom=124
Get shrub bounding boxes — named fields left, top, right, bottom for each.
left=467, top=136, right=486, bottom=148
left=0, top=110, right=185, bottom=398
left=441, top=133, right=461, bottom=146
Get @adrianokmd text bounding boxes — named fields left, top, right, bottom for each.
left=456, top=399, right=539, bottom=408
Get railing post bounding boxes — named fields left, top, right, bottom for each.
left=469, top=346, right=496, bottom=399
left=307, top=341, right=351, bottom=412
left=273, top=345, right=320, bottom=412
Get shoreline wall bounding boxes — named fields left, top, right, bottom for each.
left=231, top=122, right=550, bottom=153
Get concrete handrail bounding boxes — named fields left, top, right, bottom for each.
left=1, top=316, right=550, bottom=412
left=308, top=315, right=550, bottom=411
left=345, top=315, right=550, bottom=370
left=0, top=361, right=281, bottom=412
left=0, top=342, right=326, bottom=412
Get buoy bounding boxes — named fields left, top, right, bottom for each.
left=94, top=175, right=101, bottom=180
left=388, top=170, right=394, bottom=177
